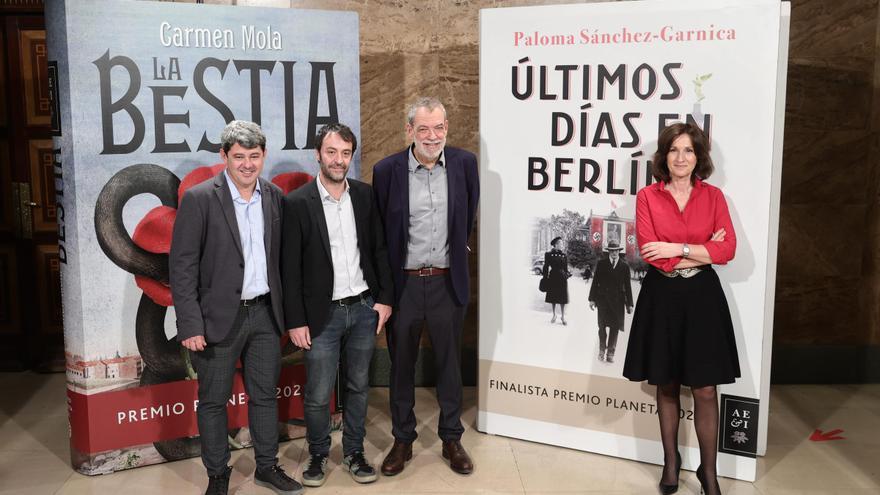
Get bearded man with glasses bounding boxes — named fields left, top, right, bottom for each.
left=372, top=97, right=480, bottom=476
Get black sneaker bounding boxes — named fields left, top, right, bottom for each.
left=254, top=464, right=304, bottom=495
left=205, top=466, right=232, bottom=495
left=302, top=453, right=328, bottom=487
left=342, top=451, right=377, bottom=484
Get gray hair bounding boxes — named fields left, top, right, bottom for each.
left=220, top=120, right=266, bottom=153
left=406, top=97, right=447, bottom=125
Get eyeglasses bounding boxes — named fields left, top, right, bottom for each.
left=414, top=124, right=447, bottom=138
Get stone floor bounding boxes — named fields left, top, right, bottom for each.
left=1, top=372, right=878, bottom=494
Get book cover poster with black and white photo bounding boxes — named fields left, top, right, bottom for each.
left=478, top=0, right=788, bottom=482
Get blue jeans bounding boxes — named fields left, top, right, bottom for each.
left=304, top=295, right=378, bottom=456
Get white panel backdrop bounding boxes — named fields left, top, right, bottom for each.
left=478, top=0, right=788, bottom=482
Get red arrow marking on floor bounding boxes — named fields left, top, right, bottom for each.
left=809, top=429, right=845, bottom=441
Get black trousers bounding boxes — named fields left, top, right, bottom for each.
left=388, top=273, right=465, bottom=443
left=191, top=300, right=281, bottom=476
left=599, top=326, right=620, bottom=354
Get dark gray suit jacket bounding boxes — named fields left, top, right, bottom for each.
left=170, top=172, right=284, bottom=343
left=281, top=178, right=393, bottom=339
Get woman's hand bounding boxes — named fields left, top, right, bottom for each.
left=642, top=229, right=725, bottom=261
left=640, top=241, right=684, bottom=261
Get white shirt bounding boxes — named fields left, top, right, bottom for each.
left=316, top=176, right=369, bottom=300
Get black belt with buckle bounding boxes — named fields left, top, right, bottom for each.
left=332, top=290, right=370, bottom=306
left=241, top=293, right=270, bottom=307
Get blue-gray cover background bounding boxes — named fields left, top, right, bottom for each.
left=48, top=0, right=360, bottom=360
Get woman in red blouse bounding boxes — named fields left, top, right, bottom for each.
left=623, top=123, right=740, bottom=495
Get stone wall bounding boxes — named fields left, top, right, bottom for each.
left=772, top=0, right=880, bottom=382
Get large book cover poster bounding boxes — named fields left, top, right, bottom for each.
left=46, top=0, right=359, bottom=474
left=478, top=0, right=787, bottom=482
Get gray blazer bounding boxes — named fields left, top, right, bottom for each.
left=170, top=172, right=284, bottom=343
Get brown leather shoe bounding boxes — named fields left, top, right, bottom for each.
left=441, top=440, right=474, bottom=475
left=381, top=440, right=412, bottom=476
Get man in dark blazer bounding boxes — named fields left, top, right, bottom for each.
left=588, top=241, right=634, bottom=364
left=372, top=97, right=480, bottom=476
left=170, top=121, right=302, bottom=495
left=281, top=123, right=393, bottom=487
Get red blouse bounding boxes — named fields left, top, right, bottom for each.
left=636, top=179, right=736, bottom=272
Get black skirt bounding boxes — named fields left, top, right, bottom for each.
left=622, top=267, right=740, bottom=387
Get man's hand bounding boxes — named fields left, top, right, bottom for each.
left=288, top=326, right=311, bottom=350
left=373, top=303, right=392, bottom=335
left=589, top=301, right=596, bottom=311
left=626, top=305, right=633, bottom=314
left=181, top=335, right=207, bottom=352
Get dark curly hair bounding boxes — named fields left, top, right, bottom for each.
left=315, top=122, right=358, bottom=154
left=651, top=122, right=713, bottom=184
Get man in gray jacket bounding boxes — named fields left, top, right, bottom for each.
left=170, top=120, right=302, bottom=495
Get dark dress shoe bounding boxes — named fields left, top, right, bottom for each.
left=442, top=440, right=474, bottom=475
left=254, top=464, right=303, bottom=495
left=381, top=440, right=412, bottom=476
left=205, top=466, right=232, bottom=495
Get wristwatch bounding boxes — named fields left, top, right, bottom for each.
left=682, top=243, right=690, bottom=258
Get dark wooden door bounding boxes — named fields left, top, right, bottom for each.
left=0, top=6, right=62, bottom=371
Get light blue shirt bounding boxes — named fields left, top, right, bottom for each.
left=224, top=170, right=269, bottom=300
